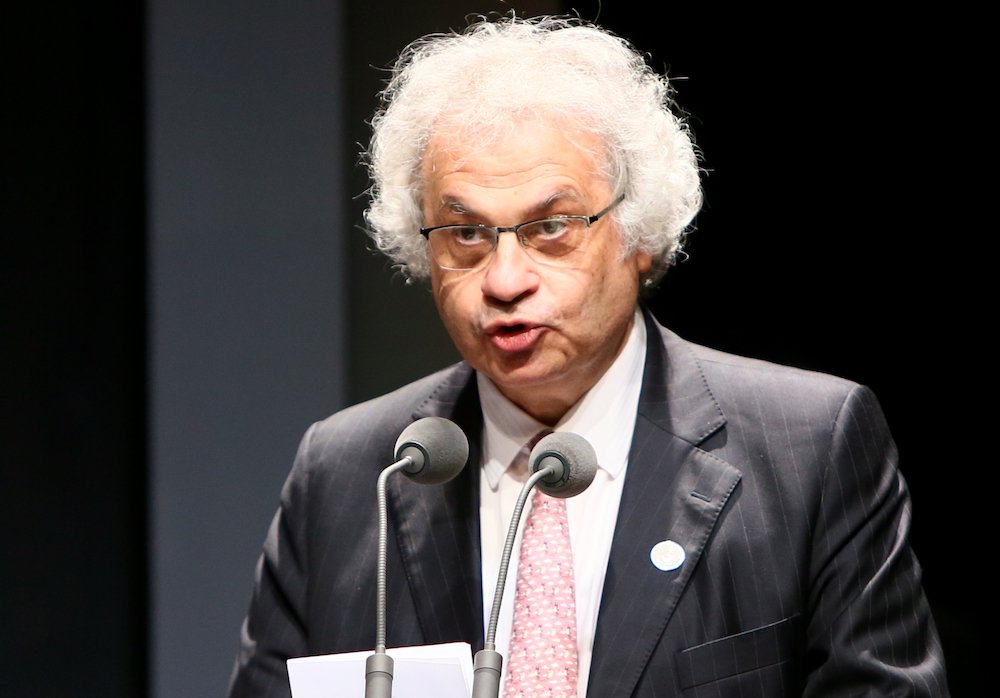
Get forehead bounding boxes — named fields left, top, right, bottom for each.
left=420, top=119, right=610, bottom=207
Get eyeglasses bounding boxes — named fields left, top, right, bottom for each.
left=419, top=194, right=625, bottom=271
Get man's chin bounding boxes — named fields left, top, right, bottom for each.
left=481, top=360, right=573, bottom=397
left=479, top=349, right=555, bottom=381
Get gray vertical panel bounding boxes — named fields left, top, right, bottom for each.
left=148, top=2, right=345, bottom=696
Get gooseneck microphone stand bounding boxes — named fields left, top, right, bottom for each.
left=471, top=467, right=553, bottom=698
left=364, top=417, right=469, bottom=698
left=471, top=431, right=597, bottom=698
left=364, top=459, right=411, bottom=698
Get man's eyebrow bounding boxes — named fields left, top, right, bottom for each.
left=440, top=199, right=471, bottom=215
left=435, top=189, right=586, bottom=220
left=540, top=190, right=585, bottom=210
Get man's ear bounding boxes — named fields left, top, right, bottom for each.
left=632, top=250, right=653, bottom=276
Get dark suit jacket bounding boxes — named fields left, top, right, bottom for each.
left=229, top=312, right=947, bottom=696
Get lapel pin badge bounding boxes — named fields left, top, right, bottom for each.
left=650, top=540, right=685, bottom=572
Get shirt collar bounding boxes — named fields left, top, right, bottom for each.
left=479, top=307, right=647, bottom=490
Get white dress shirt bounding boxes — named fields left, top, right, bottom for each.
left=479, top=308, right=646, bottom=697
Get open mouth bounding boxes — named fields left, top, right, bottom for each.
left=487, top=323, right=545, bottom=352
left=494, top=323, right=528, bottom=335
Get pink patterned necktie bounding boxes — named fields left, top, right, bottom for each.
left=503, top=446, right=579, bottom=698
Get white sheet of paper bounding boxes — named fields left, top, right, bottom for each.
left=287, top=642, right=474, bottom=698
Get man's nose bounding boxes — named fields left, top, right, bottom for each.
left=480, top=232, right=539, bottom=303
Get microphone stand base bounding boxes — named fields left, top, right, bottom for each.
left=364, top=652, right=394, bottom=698
left=471, top=649, right=503, bottom=698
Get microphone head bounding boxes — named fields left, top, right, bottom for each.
left=394, top=417, right=469, bottom=485
left=529, top=431, right=598, bottom=498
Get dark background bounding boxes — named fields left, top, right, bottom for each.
left=4, top=1, right=981, bottom=695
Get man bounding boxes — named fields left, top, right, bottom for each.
left=229, top=16, right=947, bottom=697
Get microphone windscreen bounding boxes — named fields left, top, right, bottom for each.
left=529, top=431, right=598, bottom=498
left=394, top=417, right=469, bottom=485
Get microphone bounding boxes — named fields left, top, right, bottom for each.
left=366, top=417, right=469, bottom=698
left=394, top=416, right=471, bottom=485
left=529, top=431, right=600, bottom=498
left=471, top=432, right=599, bottom=698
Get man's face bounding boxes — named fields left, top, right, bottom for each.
left=422, top=121, right=651, bottom=424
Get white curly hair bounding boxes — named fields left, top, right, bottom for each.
left=364, top=14, right=702, bottom=285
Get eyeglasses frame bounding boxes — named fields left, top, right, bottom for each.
left=418, top=193, right=626, bottom=270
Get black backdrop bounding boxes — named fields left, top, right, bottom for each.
left=4, top=1, right=982, bottom=695
left=5, top=1, right=147, bottom=696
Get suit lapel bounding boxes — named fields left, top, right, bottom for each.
left=387, top=364, right=486, bottom=652
left=587, top=312, right=742, bottom=698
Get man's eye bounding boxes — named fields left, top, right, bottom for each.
left=451, top=226, right=489, bottom=245
left=534, top=219, right=569, bottom=238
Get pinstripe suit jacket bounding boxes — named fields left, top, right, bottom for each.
left=229, top=311, right=947, bottom=697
